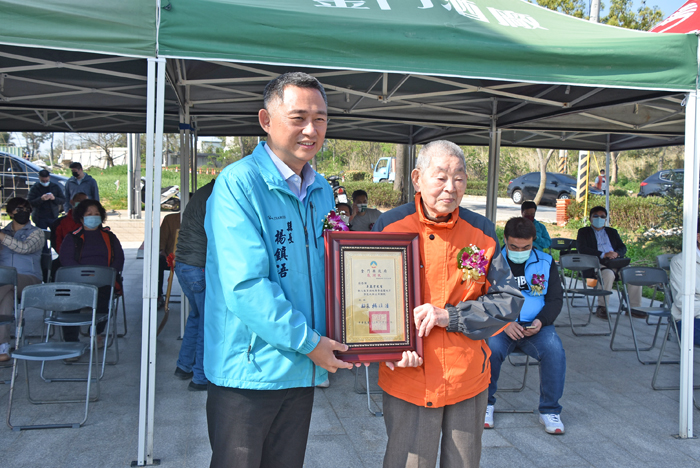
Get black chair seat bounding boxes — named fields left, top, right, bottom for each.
left=11, top=342, right=88, bottom=361
left=567, top=288, right=612, bottom=297
left=630, top=306, right=671, bottom=317
left=0, top=314, right=14, bottom=326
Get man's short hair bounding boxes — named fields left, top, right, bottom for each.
left=504, top=217, right=537, bottom=241
left=521, top=201, right=537, bottom=212
left=38, top=169, right=50, bottom=177
left=352, top=190, right=368, bottom=202
left=336, top=202, right=351, bottom=213
left=416, top=140, right=465, bottom=173
left=69, top=162, right=83, bottom=170
left=263, top=72, right=327, bottom=111
left=600, top=170, right=605, bottom=173
left=590, top=205, right=607, bottom=218
left=6, top=197, right=30, bottom=214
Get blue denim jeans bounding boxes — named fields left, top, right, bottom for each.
left=175, top=262, right=208, bottom=385
left=487, top=325, right=566, bottom=414
left=676, top=319, right=700, bottom=347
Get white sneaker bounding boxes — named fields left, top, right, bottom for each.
left=539, top=413, right=565, bottom=434
left=484, top=405, right=495, bottom=429
left=316, top=379, right=330, bottom=388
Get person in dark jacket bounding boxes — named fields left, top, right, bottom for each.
left=63, top=162, right=99, bottom=212
left=27, top=169, right=66, bottom=229
left=576, top=205, right=641, bottom=319
left=59, top=199, right=124, bottom=347
left=485, top=217, right=566, bottom=434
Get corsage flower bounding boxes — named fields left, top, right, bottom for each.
left=457, top=245, right=488, bottom=283
left=323, top=210, right=349, bottom=232
left=531, top=273, right=546, bottom=295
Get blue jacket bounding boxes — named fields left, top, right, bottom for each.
left=203, top=142, right=334, bottom=390
left=502, top=247, right=552, bottom=323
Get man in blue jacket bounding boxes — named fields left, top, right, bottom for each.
left=484, top=217, right=566, bottom=435
left=204, top=72, right=353, bottom=468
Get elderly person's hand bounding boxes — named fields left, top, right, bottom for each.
left=385, top=351, right=423, bottom=370
left=414, top=303, right=450, bottom=338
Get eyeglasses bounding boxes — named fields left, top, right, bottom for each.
left=12, top=207, right=31, bottom=213
left=591, top=215, right=606, bottom=219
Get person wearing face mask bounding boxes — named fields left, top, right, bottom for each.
left=63, top=162, right=99, bottom=213
left=576, top=206, right=641, bottom=319
left=484, top=217, right=566, bottom=435
left=521, top=201, right=551, bottom=252
left=0, top=197, right=44, bottom=361
left=59, top=199, right=124, bottom=348
left=336, top=202, right=352, bottom=227
left=349, top=189, right=382, bottom=231
left=27, top=169, right=66, bottom=229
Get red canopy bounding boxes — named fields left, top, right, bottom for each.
left=651, top=0, right=700, bottom=33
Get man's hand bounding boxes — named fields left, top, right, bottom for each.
left=414, top=303, right=450, bottom=338
left=385, top=351, right=423, bottom=371
left=603, top=251, right=619, bottom=259
left=504, top=322, right=525, bottom=340
left=522, top=319, right=542, bottom=337
left=41, top=194, right=50, bottom=201
left=307, top=336, right=353, bottom=373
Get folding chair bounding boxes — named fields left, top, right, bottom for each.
left=0, top=266, right=18, bottom=384
left=46, top=266, right=118, bottom=380
left=646, top=254, right=675, bottom=326
left=114, top=275, right=128, bottom=338
left=353, top=364, right=383, bottom=417
left=6, top=283, right=99, bottom=431
left=41, top=230, right=52, bottom=283
left=610, top=268, right=678, bottom=367
left=559, top=254, right=613, bottom=336
left=494, top=349, right=540, bottom=414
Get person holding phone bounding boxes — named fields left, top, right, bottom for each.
left=485, top=216, right=566, bottom=435
left=348, top=189, right=382, bottom=231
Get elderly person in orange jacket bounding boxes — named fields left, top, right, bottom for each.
left=373, top=140, right=523, bottom=468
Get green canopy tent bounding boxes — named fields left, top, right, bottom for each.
left=1, top=0, right=699, bottom=464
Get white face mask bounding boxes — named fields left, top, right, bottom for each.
left=39, top=180, right=50, bottom=187
left=339, top=214, right=350, bottom=225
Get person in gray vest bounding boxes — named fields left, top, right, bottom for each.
left=174, top=180, right=215, bottom=391
left=63, top=162, right=99, bottom=212
left=0, top=197, right=44, bottom=361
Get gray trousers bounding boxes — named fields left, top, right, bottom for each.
left=382, top=389, right=488, bottom=468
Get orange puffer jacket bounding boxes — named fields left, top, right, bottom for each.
left=373, top=194, right=522, bottom=408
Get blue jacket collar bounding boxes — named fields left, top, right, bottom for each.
left=251, top=142, right=323, bottom=198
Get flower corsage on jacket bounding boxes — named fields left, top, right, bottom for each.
left=457, top=245, right=488, bottom=283
left=530, top=273, right=546, bottom=296
left=323, top=210, right=349, bottom=232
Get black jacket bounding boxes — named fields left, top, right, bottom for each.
left=27, top=181, right=65, bottom=226
left=576, top=226, right=627, bottom=277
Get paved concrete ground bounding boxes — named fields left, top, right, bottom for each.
left=1, top=248, right=699, bottom=467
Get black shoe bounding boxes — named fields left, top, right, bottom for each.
left=174, top=367, right=193, bottom=380
left=188, top=381, right=208, bottom=392
left=595, top=306, right=608, bottom=320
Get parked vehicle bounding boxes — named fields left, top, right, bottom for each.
left=0, top=150, right=68, bottom=205
left=326, top=175, right=348, bottom=206
left=141, top=177, right=180, bottom=211
left=638, top=169, right=684, bottom=197
left=372, top=157, right=395, bottom=183
left=507, top=172, right=604, bottom=205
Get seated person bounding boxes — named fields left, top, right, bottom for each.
left=158, top=212, right=181, bottom=308
left=521, top=200, right=551, bottom=252
left=349, top=189, right=382, bottom=231
left=485, top=217, right=566, bottom=434
left=50, top=192, right=88, bottom=277
left=576, top=206, right=641, bottom=319
left=669, top=221, right=700, bottom=347
left=0, top=198, right=44, bottom=361
left=59, top=199, right=124, bottom=348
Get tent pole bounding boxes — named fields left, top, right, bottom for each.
left=135, top=134, right=142, bottom=219
left=136, top=56, right=165, bottom=466
left=605, top=137, right=610, bottom=222
left=127, top=134, right=134, bottom=218
left=485, top=122, right=501, bottom=222
left=679, top=88, right=698, bottom=439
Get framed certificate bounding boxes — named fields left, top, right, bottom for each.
left=324, top=231, right=422, bottom=362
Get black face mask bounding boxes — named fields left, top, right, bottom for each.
left=13, top=211, right=30, bottom=225
left=71, top=171, right=79, bottom=178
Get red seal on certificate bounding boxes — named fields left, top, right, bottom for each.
left=369, top=311, right=390, bottom=334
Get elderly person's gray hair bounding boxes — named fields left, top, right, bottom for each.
left=415, top=140, right=465, bottom=173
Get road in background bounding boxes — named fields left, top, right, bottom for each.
left=460, top=195, right=556, bottom=223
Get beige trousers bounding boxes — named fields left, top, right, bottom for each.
left=598, top=268, right=641, bottom=308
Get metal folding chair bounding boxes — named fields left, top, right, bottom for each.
left=494, top=349, right=540, bottom=414
left=559, top=254, right=613, bottom=336
left=41, top=230, right=52, bottom=283
left=610, top=267, right=677, bottom=365
left=353, top=364, right=383, bottom=417
left=114, top=276, right=128, bottom=338
left=6, top=283, right=99, bottom=430
left=47, top=266, right=118, bottom=380
left=0, top=266, right=18, bottom=385
left=646, top=254, right=675, bottom=326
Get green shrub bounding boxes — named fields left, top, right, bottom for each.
left=344, top=181, right=403, bottom=208
left=610, top=189, right=628, bottom=197
left=463, top=180, right=508, bottom=197
left=566, top=195, right=663, bottom=231
left=345, top=170, right=370, bottom=181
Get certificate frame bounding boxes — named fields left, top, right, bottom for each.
left=324, top=231, right=422, bottom=362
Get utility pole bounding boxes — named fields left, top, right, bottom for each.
left=590, top=0, right=600, bottom=23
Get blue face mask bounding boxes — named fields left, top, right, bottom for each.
left=507, top=249, right=531, bottom=264
left=39, top=181, right=50, bottom=187
left=83, top=215, right=102, bottom=229
left=591, top=217, right=606, bottom=229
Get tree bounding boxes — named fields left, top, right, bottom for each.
left=79, top=133, right=127, bottom=167
left=602, top=0, right=664, bottom=30
left=0, top=132, right=12, bottom=146
left=536, top=0, right=586, bottom=18
left=21, top=132, right=51, bottom=159
left=394, top=144, right=409, bottom=205
left=533, top=149, right=555, bottom=205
